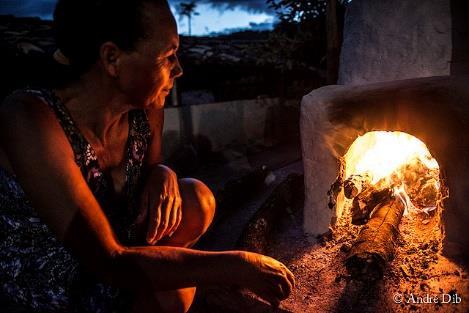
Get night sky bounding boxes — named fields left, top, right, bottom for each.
left=0, top=0, right=277, bottom=35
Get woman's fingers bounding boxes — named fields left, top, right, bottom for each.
left=271, top=273, right=291, bottom=300
left=166, top=196, right=181, bottom=237
left=155, top=196, right=173, bottom=242
left=268, top=279, right=285, bottom=300
left=284, top=266, right=296, bottom=289
left=257, top=285, right=280, bottom=307
left=175, top=200, right=182, bottom=234
left=252, top=255, right=295, bottom=304
left=139, top=165, right=183, bottom=243
left=145, top=193, right=182, bottom=243
left=146, top=196, right=162, bottom=245
left=270, top=260, right=295, bottom=295
left=165, top=179, right=182, bottom=237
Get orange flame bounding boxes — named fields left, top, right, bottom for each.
left=343, top=131, right=440, bottom=215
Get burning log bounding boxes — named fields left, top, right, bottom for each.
left=343, top=174, right=371, bottom=199
left=327, top=158, right=345, bottom=211
left=350, top=186, right=393, bottom=225
left=345, top=197, right=405, bottom=281
left=343, top=173, right=393, bottom=225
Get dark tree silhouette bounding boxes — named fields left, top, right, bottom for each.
left=177, top=1, right=199, bottom=36
left=267, top=0, right=350, bottom=84
left=267, top=0, right=329, bottom=22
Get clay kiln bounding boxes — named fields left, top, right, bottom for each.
left=303, top=75, right=469, bottom=264
left=301, top=0, right=469, bottom=263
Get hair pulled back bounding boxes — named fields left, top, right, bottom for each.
left=53, top=0, right=168, bottom=76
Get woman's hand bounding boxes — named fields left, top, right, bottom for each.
left=235, top=251, right=296, bottom=307
left=136, top=164, right=182, bottom=245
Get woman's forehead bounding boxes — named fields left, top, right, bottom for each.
left=142, top=2, right=179, bottom=49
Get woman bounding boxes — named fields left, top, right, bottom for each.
left=0, top=0, right=295, bottom=312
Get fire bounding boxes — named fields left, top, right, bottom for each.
left=344, top=131, right=438, bottom=184
left=342, top=131, right=441, bottom=215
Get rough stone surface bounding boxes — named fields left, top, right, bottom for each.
left=301, top=75, right=469, bottom=259
left=338, top=0, right=452, bottom=84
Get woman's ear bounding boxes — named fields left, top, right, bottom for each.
left=99, top=42, right=122, bottom=78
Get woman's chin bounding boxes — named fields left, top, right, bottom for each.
left=146, top=96, right=165, bottom=110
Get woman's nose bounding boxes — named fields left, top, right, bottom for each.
left=172, top=56, right=183, bottom=78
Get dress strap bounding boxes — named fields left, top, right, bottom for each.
left=124, top=109, right=151, bottom=214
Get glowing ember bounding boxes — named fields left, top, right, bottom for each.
left=342, top=131, right=441, bottom=215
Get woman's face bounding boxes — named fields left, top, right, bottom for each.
left=118, top=3, right=183, bottom=109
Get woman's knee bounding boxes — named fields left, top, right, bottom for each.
left=155, top=288, right=195, bottom=313
left=133, top=287, right=195, bottom=313
left=179, top=178, right=216, bottom=236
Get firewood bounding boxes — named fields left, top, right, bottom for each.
left=343, top=173, right=371, bottom=199
left=345, top=197, right=405, bottom=281
left=327, top=158, right=345, bottom=211
left=350, top=186, right=393, bottom=225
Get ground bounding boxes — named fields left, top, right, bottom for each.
left=191, top=156, right=469, bottom=312
left=265, top=211, right=469, bottom=313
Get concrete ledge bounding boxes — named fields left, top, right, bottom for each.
left=163, top=98, right=298, bottom=159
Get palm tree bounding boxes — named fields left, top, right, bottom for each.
left=177, top=1, right=199, bottom=36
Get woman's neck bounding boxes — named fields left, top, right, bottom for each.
left=53, top=74, right=132, bottom=146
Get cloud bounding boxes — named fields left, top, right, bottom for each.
left=208, top=19, right=273, bottom=35
left=0, top=0, right=275, bottom=21
left=248, top=20, right=273, bottom=31
left=169, top=0, right=274, bottom=14
left=0, top=0, right=57, bottom=19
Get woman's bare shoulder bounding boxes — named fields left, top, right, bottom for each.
left=0, top=90, right=69, bottom=139
left=0, top=89, right=73, bottom=159
left=1, top=90, right=54, bottom=119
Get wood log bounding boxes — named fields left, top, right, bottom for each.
left=327, top=158, right=345, bottom=211
left=344, top=174, right=371, bottom=199
left=345, top=197, right=405, bottom=281
left=350, top=187, right=393, bottom=225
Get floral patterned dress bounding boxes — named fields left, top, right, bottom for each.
left=0, top=88, right=152, bottom=312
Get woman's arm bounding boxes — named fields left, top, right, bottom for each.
left=0, top=94, right=226, bottom=287
left=0, top=94, right=294, bottom=303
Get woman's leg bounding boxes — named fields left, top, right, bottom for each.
left=133, top=178, right=216, bottom=313
left=159, top=178, right=216, bottom=248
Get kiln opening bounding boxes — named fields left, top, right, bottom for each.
left=329, top=131, right=447, bottom=280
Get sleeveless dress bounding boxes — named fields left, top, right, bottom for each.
left=0, top=88, right=152, bottom=312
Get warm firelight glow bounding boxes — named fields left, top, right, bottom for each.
left=344, top=131, right=438, bottom=184
left=342, top=131, right=441, bottom=216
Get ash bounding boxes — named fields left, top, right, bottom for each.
left=266, top=207, right=469, bottom=313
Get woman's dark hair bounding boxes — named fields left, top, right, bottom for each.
left=53, top=0, right=168, bottom=76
